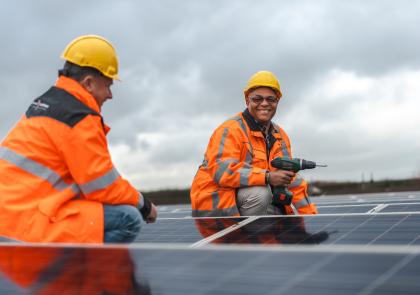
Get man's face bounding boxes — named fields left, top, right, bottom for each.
left=245, top=87, right=279, bottom=124
left=83, top=75, right=113, bottom=109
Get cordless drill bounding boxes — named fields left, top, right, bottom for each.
left=270, top=157, right=326, bottom=206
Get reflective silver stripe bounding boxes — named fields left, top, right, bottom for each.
left=30, top=248, right=74, bottom=293
left=294, top=197, right=312, bottom=209
left=232, top=116, right=248, bottom=136
left=213, top=117, right=253, bottom=185
left=233, top=116, right=253, bottom=184
left=192, top=206, right=239, bottom=217
left=201, top=158, right=208, bottom=168
left=0, top=146, right=74, bottom=192
left=281, top=140, right=290, bottom=157
left=245, top=150, right=253, bottom=164
left=79, top=167, right=120, bottom=195
left=226, top=168, right=235, bottom=175
left=216, top=127, right=229, bottom=160
left=214, top=127, right=233, bottom=184
left=69, top=183, right=81, bottom=194
left=234, top=116, right=253, bottom=157
left=289, top=175, right=303, bottom=188
left=236, top=116, right=253, bottom=164
left=211, top=191, right=220, bottom=210
left=214, top=158, right=239, bottom=183
left=237, top=168, right=251, bottom=186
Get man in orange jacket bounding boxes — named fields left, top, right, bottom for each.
left=190, top=71, right=318, bottom=217
left=0, top=35, right=157, bottom=243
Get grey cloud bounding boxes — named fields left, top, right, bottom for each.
left=1, top=0, right=420, bottom=188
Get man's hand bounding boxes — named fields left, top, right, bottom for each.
left=145, top=203, right=157, bottom=223
left=268, top=170, right=296, bottom=187
left=139, top=196, right=157, bottom=223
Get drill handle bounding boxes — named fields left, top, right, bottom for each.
left=271, top=186, right=293, bottom=206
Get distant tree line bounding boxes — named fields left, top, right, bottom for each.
left=142, top=178, right=420, bottom=205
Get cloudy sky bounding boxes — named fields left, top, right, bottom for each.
left=1, top=1, right=419, bottom=191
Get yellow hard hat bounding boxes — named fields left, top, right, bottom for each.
left=61, top=35, right=120, bottom=80
left=244, top=71, right=282, bottom=99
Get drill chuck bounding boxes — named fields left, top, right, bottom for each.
left=301, top=159, right=316, bottom=169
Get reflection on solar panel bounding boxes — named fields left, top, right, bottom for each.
left=1, top=244, right=420, bottom=294
left=1, top=191, right=420, bottom=294
left=130, top=246, right=420, bottom=295
left=0, top=237, right=13, bottom=243
left=198, top=214, right=420, bottom=246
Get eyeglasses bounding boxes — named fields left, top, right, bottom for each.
left=249, top=95, right=279, bottom=104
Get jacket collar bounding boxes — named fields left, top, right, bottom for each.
left=55, top=76, right=101, bottom=113
left=242, top=108, right=275, bottom=133
left=55, top=76, right=110, bottom=134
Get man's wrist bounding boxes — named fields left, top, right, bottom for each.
left=265, top=171, right=270, bottom=185
left=137, top=192, right=145, bottom=209
left=138, top=194, right=152, bottom=220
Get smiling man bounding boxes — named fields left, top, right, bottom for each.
left=190, top=71, right=318, bottom=216
left=0, top=35, right=157, bottom=243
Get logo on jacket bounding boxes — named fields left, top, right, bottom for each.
left=31, top=100, right=50, bottom=111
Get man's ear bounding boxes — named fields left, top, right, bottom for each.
left=245, top=96, right=250, bottom=106
left=79, top=75, right=94, bottom=92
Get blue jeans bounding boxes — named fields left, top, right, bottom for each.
left=103, top=205, right=142, bottom=243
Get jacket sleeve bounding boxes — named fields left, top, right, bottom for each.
left=279, top=128, right=318, bottom=214
left=60, top=115, right=141, bottom=207
left=289, top=176, right=318, bottom=214
left=203, top=122, right=266, bottom=188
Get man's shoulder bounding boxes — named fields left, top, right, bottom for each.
left=210, top=113, right=246, bottom=133
left=26, top=87, right=100, bottom=128
left=221, top=112, right=246, bottom=127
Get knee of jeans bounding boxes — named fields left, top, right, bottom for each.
left=238, top=186, right=272, bottom=207
left=124, top=205, right=142, bottom=232
left=253, top=188, right=272, bottom=207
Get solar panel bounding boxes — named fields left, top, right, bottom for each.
left=189, top=214, right=420, bottom=246
left=304, top=214, right=420, bottom=246
left=1, top=244, right=420, bottom=294
left=134, top=217, right=246, bottom=243
left=314, top=192, right=420, bottom=206
left=380, top=203, right=420, bottom=213
left=317, top=204, right=376, bottom=214
left=1, top=191, right=420, bottom=294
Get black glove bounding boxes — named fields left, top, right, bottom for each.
left=139, top=196, right=152, bottom=221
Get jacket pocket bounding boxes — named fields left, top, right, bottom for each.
left=252, top=148, right=268, bottom=169
left=37, top=188, right=81, bottom=222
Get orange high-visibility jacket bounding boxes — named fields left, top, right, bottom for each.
left=0, top=76, right=142, bottom=243
left=190, top=109, right=318, bottom=217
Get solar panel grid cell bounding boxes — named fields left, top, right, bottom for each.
left=133, top=217, right=245, bottom=243
left=317, top=205, right=376, bottom=214
left=381, top=203, right=420, bottom=213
